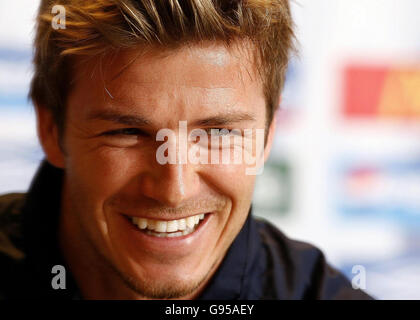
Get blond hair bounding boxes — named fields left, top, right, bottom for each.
left=30, top=0, right=296, bottom=133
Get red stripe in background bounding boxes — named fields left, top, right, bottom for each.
left=343, top=65, right=388, bottom=117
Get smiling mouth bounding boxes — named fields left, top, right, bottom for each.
left=129, top=213, right=208, bottom=238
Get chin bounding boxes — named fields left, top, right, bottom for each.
left=119, top=264, right=209, bottom=299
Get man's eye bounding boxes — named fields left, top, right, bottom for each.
left=102, top=128, right=146, bottom=136
left=206, top=128, right=241, bottom=137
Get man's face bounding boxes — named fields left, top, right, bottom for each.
left=53, top=42, right=273, bottom=298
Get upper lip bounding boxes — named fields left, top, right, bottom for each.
left=123, top=212, right=211, bottom=221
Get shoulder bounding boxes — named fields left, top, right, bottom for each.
left=0, top=193, right=27, bottom=299
left=252, top=216, right=374, bottom=300
left=0, top=193, right=26, bottom=259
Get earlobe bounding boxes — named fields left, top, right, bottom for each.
left=35, top=105, right=65, bottom=169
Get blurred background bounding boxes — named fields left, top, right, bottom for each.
left=0, top=0, right=419, bottom=299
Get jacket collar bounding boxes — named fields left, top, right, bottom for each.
left=22, top=160, right=264, bottom=299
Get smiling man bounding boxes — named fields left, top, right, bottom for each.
left=0, top=0, right=372, bottom=300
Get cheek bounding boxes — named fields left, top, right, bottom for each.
left=201, top=163, right=256, bottom=207
left=200, top=164, right=255, bottom=250
left=66, top=145, right=149, bottom=202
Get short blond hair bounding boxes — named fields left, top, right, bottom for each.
left=30, top=0, right=296, bottom=133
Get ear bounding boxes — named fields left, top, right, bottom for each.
left=263, top=110, right=277, bottom=163
left=35, top=105, right=65, bottom=169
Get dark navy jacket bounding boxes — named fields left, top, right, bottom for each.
left=0, top=161, right=373, bottom=299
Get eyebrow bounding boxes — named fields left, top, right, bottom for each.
left=192, top=112, right=257, bottom=126
left=87, top=110, right=152, bottom=127
left=87, top=110, right=256, bottom=127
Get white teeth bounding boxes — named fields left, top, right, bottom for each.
left=167, top=231, right=182, bottom=237
left=178, top=218, right=186, bottom=230
left=186, top=216, right=196, bottom=229
left=137, top=218, right=147, bottom=229
left=147, top=219, right=156, bottom=231
left=166, top=220, right=178, bottom=232
left=155, top=221, right=167, bottom=232
left=145, top=227, right=195, bottom=238
left=182, top=228, right=193, bottom=236
left=130, top=213, right=207, bottom=236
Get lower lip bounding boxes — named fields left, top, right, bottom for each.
left=118, top=213, right=213, bottom=252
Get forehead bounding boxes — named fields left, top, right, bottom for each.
left=68, top=41, right=264, bottom=123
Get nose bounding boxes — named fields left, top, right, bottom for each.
left=139, top=155, right=201, bottom=209
left=141, top=162, right=200, bottom=208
